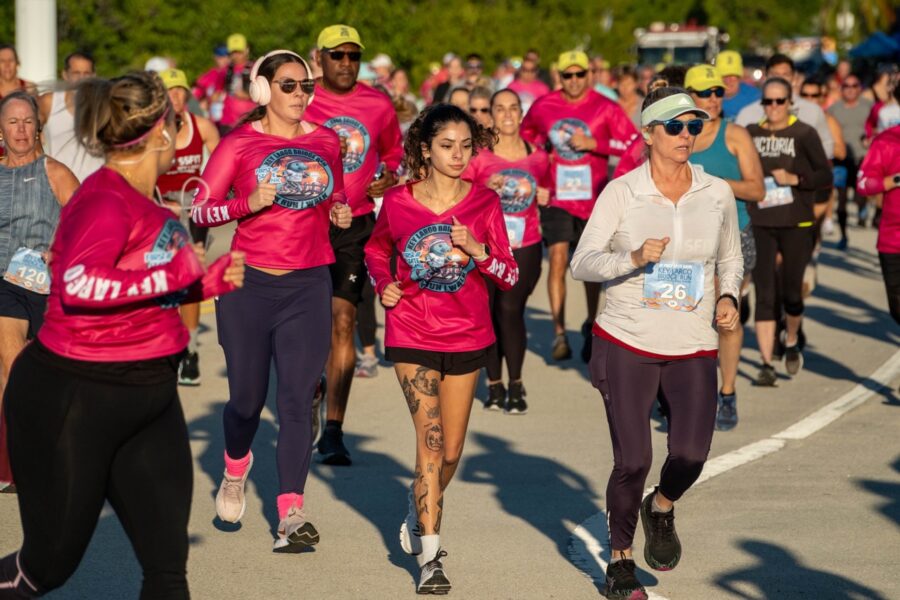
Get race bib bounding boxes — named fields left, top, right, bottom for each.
left=4, top=247, right=50, bottom=295
left=642, top=262, right=704, bottom=311
left=759, top=176, right=794, bottom=209
left=504, top=215, right=526, bottom=249
left=555, top=164, right=593, bottom=201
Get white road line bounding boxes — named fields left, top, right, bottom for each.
left=567, top=348, right=900, bottom=598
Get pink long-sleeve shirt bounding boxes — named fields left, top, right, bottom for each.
left=365, top=182, right=519, bottom=352
left=304, top=83, right=404, bottom=217
left=194, top=122, right=344, bottom=270
left=857, top=125, right=900, bottom=254
left=39, top=167, right=237, bottom=361
left=463, top=147, right=550, bottom=249
left=521, top=89, right=639, bottom=220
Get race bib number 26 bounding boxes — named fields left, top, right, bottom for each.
left=641, top=262, right=704, bottom=311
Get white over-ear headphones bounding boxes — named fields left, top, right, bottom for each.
left=248, top=49, right=315, bottom=107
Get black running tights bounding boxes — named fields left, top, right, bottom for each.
left=486, top=243, right=543, bottom=382
left=0, top=348, right=192, bottom=599
left=880, top=252, right=900, bottom=326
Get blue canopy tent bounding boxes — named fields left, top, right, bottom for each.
left=849, top=31, right=900, bottom=59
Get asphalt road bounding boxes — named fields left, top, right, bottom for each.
left=1, top=221, right=897, bottom=600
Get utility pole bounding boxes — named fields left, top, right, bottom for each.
left=16, top=0, right=57, bottom=90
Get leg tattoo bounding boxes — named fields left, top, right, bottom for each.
left=401, top=375, right=420, bottom=414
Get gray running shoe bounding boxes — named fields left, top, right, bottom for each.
left=784, top=344, right=804, bottom=376
left=272, top=506, right=320, bottom=553
left=715, top=391, right=738, bottom=431
left=400, top=483, right=423, bottom=555
left=552, top=334, right=572, bottom=361
left=417, top=550, right=450, bottom=595
left=215, top=453, right=253, bottom=523
left=354, top=353, right=379, bottom=378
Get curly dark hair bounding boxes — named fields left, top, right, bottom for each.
left=403, top=103, right=494, bottom=180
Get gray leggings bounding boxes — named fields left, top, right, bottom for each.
left=589, top=336, right=717, bottom=550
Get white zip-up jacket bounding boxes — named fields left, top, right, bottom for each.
left=571, top=161, right=743, bottom=356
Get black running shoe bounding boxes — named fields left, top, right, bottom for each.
left=603, top=558, right=647, bottom=600
left=755, top=364, right=778, bottom=387
left=552, top=334, right=572, bottom=361
left=417, top=550, right=451, bottom=595
left=505, top=381, right=528, bottom=415
left=316, top=428, right=351, bottom=466
left=640, top=488, right=681, bottom=571
left=484, top=382, right=505, bottom=411
left=580, top=321, right=593, bottom=363
left=178, top=351, right=201, bottom=386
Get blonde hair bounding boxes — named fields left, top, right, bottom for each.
left=75, top=71, right=171, bottom=156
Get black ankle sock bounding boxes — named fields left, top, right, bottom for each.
left=325, top=420, right=343, bottom=434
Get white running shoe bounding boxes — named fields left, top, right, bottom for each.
left=273, top=505, right=320, bottom=553
left=400, top=484, right=423, bottom=555
left=417, top=550, right=450, bottom=595
left=215, top=453, right=253, bottom=523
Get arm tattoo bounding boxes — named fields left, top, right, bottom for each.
left=401, top=375, right=420, bottom=414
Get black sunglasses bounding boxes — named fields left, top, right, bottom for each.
left=561, top=70, right=588, bottom=80
left=274, top=78, right=316, bottom=95
left=693, top=87, right=725, bottom=98
left=761, top=97, right=789, bottom=106
left=800, top=92, right=822, bottom=99
left=653, top=119, right=704, bottom=136
left=326, top=50, right=362, bottom=62
left=559, top=71, right=587, bottom=81
left=842, top=83, right=860, bottom=89
left=469, top=107, right=490, bottom=114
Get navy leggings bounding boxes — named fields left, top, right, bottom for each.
left=216, top=266, right=332, bottom=495
left=589, top=336, right=717, bottom=551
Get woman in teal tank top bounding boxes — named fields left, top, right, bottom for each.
left=685, top=65, right=766, bottom=432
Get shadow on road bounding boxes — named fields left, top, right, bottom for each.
left=714, top=539, right=888, bottom=599
left=855, top=454, right=900, bottom=529
left=523, top=305, right=592, bottom=381
left=459, top=432, right=659, bottom=594
left=311, top=433, right=418, bottom=583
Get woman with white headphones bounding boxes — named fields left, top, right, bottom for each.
left=194, top=49, right=352, bottom=552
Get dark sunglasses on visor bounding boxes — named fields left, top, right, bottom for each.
left=761, top=97, right=788, bottom=106
left=693, top=87, right=725, bottom=98
left=653, top=118, right=704, bottom=136
left=561, top=70, right=588, bottom=80
left=274, top=78, right=316, bottom=95
left=326, top=50, right=362, bottom=62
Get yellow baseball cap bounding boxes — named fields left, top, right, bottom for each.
left=715, top=51, right=743, bottom=78
left=160, top=68, right=189, bottom=91
left=557, top=50, right=589, bottom=72
left=317, top=25, right=365, bottom=50
left=685, top=64, right=724, bottom=91
left=227, top=33, right=248, bottom=53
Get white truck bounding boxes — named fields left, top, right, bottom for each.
left=634, top=22, right=728, bottom=66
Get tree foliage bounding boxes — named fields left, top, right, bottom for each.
left=0, top=1, right=892, bottom=87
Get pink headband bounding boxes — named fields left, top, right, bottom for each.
left=112, top=106, right=170, bottom=149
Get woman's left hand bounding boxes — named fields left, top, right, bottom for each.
left=330, top=202, right=352, bottom=229
left=715, top=298, right=740, bottom=331
left=450, top=216, right=483, bottom=257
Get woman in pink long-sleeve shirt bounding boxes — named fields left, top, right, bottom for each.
left=0, top=71, right=244, bottom=599
left=365, top=104, right=517, bottom=594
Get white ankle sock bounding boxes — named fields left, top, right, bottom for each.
left=417, top=535, right=440, bottom=567
left=651, top=494, right=672, bottom=513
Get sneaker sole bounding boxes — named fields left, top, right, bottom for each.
left=417, top=572, right=451, bottom=595
left=399, top=520, right=423, bottom=555
left=272, top=523, right=320, bottom=553
left=504, top=407, right=528, bottom=415
left=784, top=351, right=804, bottom=376
left=603, top=586, right=648, bottom=600
left=317, top=452, right=352, bottom=466
left=639, top=497, right=681, bottom=571
left=178, top=378, right=201, bottom=386
left=483, top=403, right=503, bottom=412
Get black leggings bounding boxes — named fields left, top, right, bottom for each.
left=589, top=336, right=717, bottom=551
left=0, top=345, right=192, bottom=599
left=485, top=243, right=543, bottom=382
left=880, top=252, right=900, bottom=326
left=356, top=277, right=377, bottom=348
left=752, top=226, right=815, bottom=322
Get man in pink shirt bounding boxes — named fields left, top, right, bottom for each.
left=521, top=50, right=638, bottom=363
left=506, top=57, right=550, bottom=114
left=305, top=25, right=404, bottom=466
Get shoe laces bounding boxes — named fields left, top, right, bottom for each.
left=651, top=510, right=676, bottom=542
left=607, top=558, right=638, bottom=585
left=222, top=477, right=244, bottom=503
left=424, top=549, right=448, bottom=570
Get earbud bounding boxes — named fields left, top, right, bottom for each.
left=162, top=129, right=172, bottom=145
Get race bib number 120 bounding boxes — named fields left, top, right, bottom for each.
left=642, top=262, right=704, bottom=311
left=4, top=247, right=50, bottom=295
